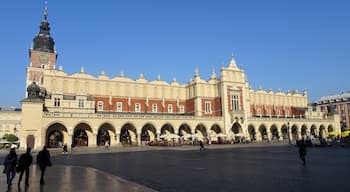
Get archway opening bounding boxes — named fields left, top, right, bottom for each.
left=248, top=125, right=256, bottom=141
left=141, top=124, right=156, bottom=142
left=259, top=125, right=268, bottom=140
left=270, top=125, right=279, bottom=140
left=120, top=123, right=137, bottom=146
left=46, top=123, right=67, bottom=148
left=73, top=123, right=92, bottom=147
left=97, top=123, right=114, bottom=146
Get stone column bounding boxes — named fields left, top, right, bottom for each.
left=115, top=133, right=120, bottom=145
left=88, top=131, right=97, bottom=147
left=137, top=132, right=141, bottom=146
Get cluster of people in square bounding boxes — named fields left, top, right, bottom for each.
left=2, top=145, right=52, bottom=189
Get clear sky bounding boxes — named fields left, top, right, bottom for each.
left=0, top=0, right=349, bottom=107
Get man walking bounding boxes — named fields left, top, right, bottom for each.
left=37, top=146, right=52, bottom=185
left=17, top=147, right=33, bottom=186
left=3, top=147, right=18, bottom=189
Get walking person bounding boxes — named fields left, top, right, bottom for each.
left=298, top=139, right=307, bottom=165
left=17, top=147, right=33, bottom=187
left=3, top=147, right=18, bottom=189
left=105, top=140, right=110, bottom=150
left=71, top=142, right=75, bottom=153
left=62, top=144, right=68, bottom=154
left=199, top=140, right=206, bottom=150
left=37, top=146, right=52, bottom=185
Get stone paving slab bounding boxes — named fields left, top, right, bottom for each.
left=0, top=165, right=157, bottom=192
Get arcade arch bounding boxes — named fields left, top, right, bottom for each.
left=46, top=123, right=68, bottom=148
left=73, top=123, right=93, bottom=147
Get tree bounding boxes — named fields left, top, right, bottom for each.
left=3, top=134, right=19, bottom=142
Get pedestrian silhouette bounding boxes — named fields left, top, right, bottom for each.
left=298, top=139, right=307, bottom=165
left=37, top=146, right=52, bottom=185
left=3, top=147, right=18, bottom=189
left=17, top=147, right=33, bottom=187
left=62, top=144, right=68, bottom=154
left=199, top=140, right=206, bottom=150
left=105, top=140, right=109, bottom=150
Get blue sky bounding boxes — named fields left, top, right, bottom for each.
left=0, top=0, right=349, bottom=107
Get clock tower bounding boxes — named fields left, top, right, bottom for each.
left=26, top=3, right=57, bottom=91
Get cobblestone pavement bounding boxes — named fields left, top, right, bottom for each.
left=1, top=144, right=349, bottom=192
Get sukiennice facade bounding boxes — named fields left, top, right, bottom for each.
left=19, top=7, right=340, bottom=150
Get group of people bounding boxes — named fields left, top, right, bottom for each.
left=3, top=146, right=52, bottom=189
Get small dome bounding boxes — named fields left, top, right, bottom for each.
left=27, top=82, right=41, bottom=98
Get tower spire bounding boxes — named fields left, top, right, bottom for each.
left=32, top=0, right=55, bottom=53
left=44, top=1, right=48, bottom=20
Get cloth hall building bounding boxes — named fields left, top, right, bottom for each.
left=18, top=8, right=340, bottom=150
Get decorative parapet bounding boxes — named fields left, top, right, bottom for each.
left=43, top=112, right=223, bottom=121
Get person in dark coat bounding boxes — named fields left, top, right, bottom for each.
left=199, top=140, right=206, bottom=150
left=17, top=147, right=33, bottom=186
left=298, top=139, right=307, bottom=165
left=37, top=146, right=52, bottom=185
left=3, top=147, right=18, bottom=189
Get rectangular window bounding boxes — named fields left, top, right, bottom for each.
left=97, top=101, right=104, bottom=111
left=135, top=103, right=141, bottom=112
left=231, top=93, right=240, bottom=111
left=168, top=104, right=173, bottom=113
left=152, top=104, right=158, bottom=113
left=180, top=105, right=185, bottom=113
left=54, top=98, right=60, bottom=107
left=205, top=101, right=212, bottom=114
left=78, top=99, right=84, bottom=108
left=117, top=102, right=123, bottom=112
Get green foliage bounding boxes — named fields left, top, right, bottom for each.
left=3, top=134, right=19, bottom=142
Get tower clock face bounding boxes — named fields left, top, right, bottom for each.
left=39, top=53, right=48, bottom=64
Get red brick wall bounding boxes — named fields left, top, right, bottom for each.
left=95, top=97, right=188, bottom=113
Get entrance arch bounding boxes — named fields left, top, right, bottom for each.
left=195, top=124, right=207, bottom=138
left=281, top=125, right=288, bottom=140
left=291, top=125, right=298, bottom=141
left=311, top=125, right=317, bottom=137
left=231, top=122, right=242, bottom=134
left=248, top=125, right=256, bottom=141
left=141, top=124, right=157, bottom=142
left=179, top=124, right=192, bottom=136
left=301, top=125, right=308, bottom=138
left=259, top=124, right=268, bottom=141
left=97, top=123, right=115, bottom=146
left=73, top=123, right=92, bottom=147
left=120, top=123, right=137, bottom=145
left=270, top=125, right=279, bottom=140
left=161, top=124, right=175, bottom=135
left=46, top=123, right=68, bottom=148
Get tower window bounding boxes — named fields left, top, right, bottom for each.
left=205, top=101, right=212, bottom=114
left=54, top=98, right=60, bottom=107
left=78, top=99, right=84, bottom=108
left=231, top=92, right=240, bottom=111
